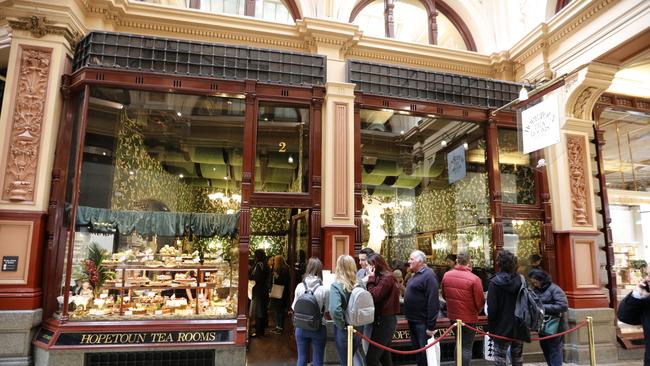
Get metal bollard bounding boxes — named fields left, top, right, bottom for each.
left=347, top=325, right=354, bottom=366
left=587, top=316, right=596, bottom=366
left=456, top=320, right=463, bottom=366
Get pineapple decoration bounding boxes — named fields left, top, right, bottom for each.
left=80, top=242, right=114, bottom=297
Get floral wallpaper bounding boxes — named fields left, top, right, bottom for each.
left=111, top=111, right=194, bottom=212
left=362, top=171, right=491, bottom=265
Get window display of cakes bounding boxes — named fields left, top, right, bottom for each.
left=70, top=243, right=237, bottom=321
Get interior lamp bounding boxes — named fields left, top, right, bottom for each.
left=518, top=86, right=529, bottom=101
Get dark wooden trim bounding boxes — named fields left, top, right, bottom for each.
left=43, top=74, right=75, bottom=319
left=385, top=0, right=395, bottom=38
left=250, top=193, right=312, bottom=208
left=282, top=0, right=302, bottom=21
left=310, top=87, right=324, bottom=259
left=501, top=205, right=544, bottom=220
left=486, top=117, right=503, bottom=270
left=357, top=94, right=489, bottom=122
left=60, top=85, right=91, bottom=322
left=353, top=92, right=363, bottom=254
left=597, top=93, right=650, bottom=114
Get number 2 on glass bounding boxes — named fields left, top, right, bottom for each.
left=278, top=142, right=287, bottom=152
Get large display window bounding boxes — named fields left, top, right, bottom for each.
left=359, top=109, right=492, bottom=277
left=59, top=87, right=243, bottom=321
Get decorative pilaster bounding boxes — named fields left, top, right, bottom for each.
left=545, top=61, right=617, bottom=309
left=322, top=82, right=356, bottom=269
left=2, top=46, right=52, bottom=202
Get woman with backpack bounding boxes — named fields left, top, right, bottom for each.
left=269, top=255, right=291, bottom=334
left=362, top=253, right=400, bottom=366
left=329, top=254, right=363, bottom=366
left=292, top=257, right=329, bottom=366
left=528, top=269, right=568, bottom=366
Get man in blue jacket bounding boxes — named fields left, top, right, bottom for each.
left=404, top=250, right=439, bottom=366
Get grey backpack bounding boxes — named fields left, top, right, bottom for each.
left=293, top=279, right=323, bottom=331
left=345, top=284, right=375, bottom=326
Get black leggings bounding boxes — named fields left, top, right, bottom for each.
left=366, top=315, right=397, bottom=366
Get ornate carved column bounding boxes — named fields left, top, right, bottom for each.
left=0, top=17, right=79, bottom=312
left=545, top=62, right=618, bottom=309
left=485, top=116, right=503, bottom=269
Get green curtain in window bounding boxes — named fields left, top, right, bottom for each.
left=76, top=206, right=239, bottom=237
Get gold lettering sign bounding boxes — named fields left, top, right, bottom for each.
left=278, top=142, right=287, bottom=152
left=77, top=331, right=221, bottom=345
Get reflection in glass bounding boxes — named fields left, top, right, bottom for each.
left=498, top=129, right=537, bottom=205
left=503, top=219, right=542, bottom=271
left=600, top=108, right=650, bottom=192
left=66, top=87, right=243, bottom=320
left=250, top=207, right=291, bottom=259
left=256, top=102, right=309, bottom=193
left=360, top=109, right=492, bottom=276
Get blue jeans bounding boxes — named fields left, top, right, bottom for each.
left=334, top=324, right=361, bottom=366
left=540, top=336, right=563, bottom=366
left=295, top=325, right=327, bottom=366
left=407, top=321, right=429, bottom=366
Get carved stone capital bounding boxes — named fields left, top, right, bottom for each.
left=2, top=46, right=53, bottom=202
left=564, top=62, right=618, bottom=120
left=8, top=16, right=81, bottom=48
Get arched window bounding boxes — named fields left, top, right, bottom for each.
left=135, top=0, right=300, bottom=24
left=350, top=0, right=476, bottom=51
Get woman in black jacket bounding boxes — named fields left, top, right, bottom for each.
left=249, top=249, right=270, bottom=337
left=528, top=269, right=568, bottom=366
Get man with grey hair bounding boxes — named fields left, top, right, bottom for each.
left=442, top=252, right=485, bottom=366
left=404, top=250, right=440, bottom=366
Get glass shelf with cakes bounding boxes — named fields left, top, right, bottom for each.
left=68, top=242, right=237, bottom=321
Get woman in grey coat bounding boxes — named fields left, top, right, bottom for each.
left=528, top=269, right=568, bottom=366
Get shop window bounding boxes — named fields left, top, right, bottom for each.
left=502, top=219, right=542, bottom=271
left=250, top=207, right=291, bottom=258
left=600, top=107, right=650, bottom=192
left=63, top=87, right=244, bottom=321
left=360, top=109, right=492, bottom=280
left=255, top=102, right=310, bottom=193
left=498, top=128, right=537, bottom=205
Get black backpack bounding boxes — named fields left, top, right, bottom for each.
left=515, top=274, right=545, bottom=334
left=293, top=279, right=323, bottom=331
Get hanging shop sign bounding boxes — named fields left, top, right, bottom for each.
left=521, top=93, right=561, bottom=154
left=447, top=145, right=467, bottom=184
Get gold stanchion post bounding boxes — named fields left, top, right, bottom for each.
left=347, top=325, right=354, bottom=366
left=587, top=316, right=596, bottom=366
left=456, top=320, right=463, bottom=366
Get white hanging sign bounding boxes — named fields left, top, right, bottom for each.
left=521, top=93, right=561, bottom=154
left=447, top=145, right=466, bottom=184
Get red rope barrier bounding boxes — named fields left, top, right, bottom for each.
left=353, top=324, right=455, bottom=355
left=462, top=320, right=589, bottom=342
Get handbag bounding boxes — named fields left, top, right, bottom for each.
left=542, top=314, right=561, bottom=335
left=270, top=284, right=285, bottom=299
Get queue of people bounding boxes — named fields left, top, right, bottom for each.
left=250, top=248, right=569, bottom=366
